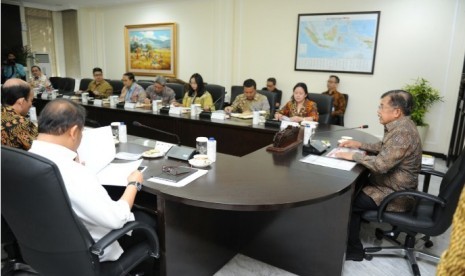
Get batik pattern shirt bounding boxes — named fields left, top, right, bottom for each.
left=352, top=116, right=422, bottom=212
left=277, top=99, right=319, bottom=121
left=229, top=93, right=270, bottom=113
left=142, top=85, right=176, bottom=105
left=87, top=80, right=113, bottom=98
left=29, top=74, right=53, bottom=91
left=322, top=90, right=346, bottom=116
left=1, top=106, right=38, bottom=150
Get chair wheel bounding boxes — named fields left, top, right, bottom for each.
left=364, top=254, right=373, bottom=261
left=425, top=240, right=434, bottom=248
left=375, top=228, right=384, bottom=240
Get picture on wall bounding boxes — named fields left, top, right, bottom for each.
left=124, top=23, right=177, bottom=77
left=295, top=11, right=380, bottom=74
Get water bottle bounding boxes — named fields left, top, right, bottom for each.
left=118, top=122, right=127, bottom=143
left=304, top=125, right=311, bottom=145
left=207, top=137, right=217, bottom=162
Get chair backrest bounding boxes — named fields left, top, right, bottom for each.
left=49, top=76, right=62, bottom=90
left=109, top=80, right=124, bottom=96
left=79, top=78, right=93, bottom=91
left=307, top=93, right=334, bottom=124
left=257, top=90, right=277, bottom=117
left=137, top=81, right=153, bottom=90
left=60, top=77, right=76, bottom=92
left=165, top=82, right=186, bottom=102
left=428, top=148, right=465, bottom=235
left=1, top=146, right=101, bottom=276
left=230, top=85, right=243, bottom=104
left=205, top=84, right=226, bottom=110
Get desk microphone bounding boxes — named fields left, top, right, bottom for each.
left=133, top=121, right=181, bottom=146
left=132, top=121, right=196, bottom=161
left=302, top=125, right=368, bottom=156
left=199, top=93, right=226, bottom=119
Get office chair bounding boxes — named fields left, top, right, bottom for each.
left=257, top=90, right=277, bottom=118
left=61, top=77, right=76, bottom=92
left=166, top=82, right=186, bottom=103
left=1, top=146, right=160, bottom=276
left=333, top=93, right=348, bottom=126
left=79, top=78, right=93, bottom=91
left=361, top=148, right=465, bottom=276
left=109, top=80, right=124, bottom=96
left=229, top=85, right=243, bottom=104
left=307, top=93, right=334, bottom=124
left=205, top=84, right=226, bottom=110
left=49, top=76, right=62, bottom=90
left=137, top=80, right=153, bottom=90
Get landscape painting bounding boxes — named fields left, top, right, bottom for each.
left=124, top=23, right=177, bottom=77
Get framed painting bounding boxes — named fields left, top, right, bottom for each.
left=295, top=12, right=380, bottom=74
left=124, top=23, right=177, bottom=77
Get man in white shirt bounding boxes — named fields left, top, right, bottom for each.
left=29, top=99, right=156, bottom=273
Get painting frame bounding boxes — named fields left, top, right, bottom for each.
left=294, top=11, right=380, bottom=74
left=124, top=23, right=177, bottom=77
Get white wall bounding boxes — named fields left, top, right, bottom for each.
left=76, top=0, right=465, bottom=154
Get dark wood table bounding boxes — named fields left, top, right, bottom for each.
left=116, top=125, right=379, bottom=276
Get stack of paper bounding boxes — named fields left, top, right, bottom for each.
left=422, top=154, right=435, bottom=167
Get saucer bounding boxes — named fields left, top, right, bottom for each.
left=142, top=149, right=164, bottom=158
left=188, top=158, right=212, bottom=168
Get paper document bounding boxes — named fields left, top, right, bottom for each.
left=326, top=147, right=366, bottom=158
left=115, top=152, right=143, bottom=160
left=97, top=160, right=143, bottom=186
left=300, top=155, right=357, bottom=171
left=77, top=126, right=115, bottom=174
left=148, top=169, right=208, bottom=187
left=422, top=154, right=435, bottom=167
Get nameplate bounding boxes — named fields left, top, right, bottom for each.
left=211, top=112, right=226, bottom=120
left=124, top=102, right=136, bottom=109
left=93, top=99, right=103, bottom=106
left=41, top=93, right=49, bottom=100
left=169, top=107, right=183, bottom=115
left=280, top=121, right=300, bottom=130
left=62, top=95, right=71, bottom=99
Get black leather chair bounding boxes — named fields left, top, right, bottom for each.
left=205, top=84, right=226, bottom=110
left=307, top=93, right=333, bottom=124
left=79, top=78, right=93, bottom=91
left=60, top=77, right=76, bottom=92
left=1, top=146, right=160, bottom=276
left=165, top=82, right=185, bottom=102
left=333, top=93, right=349, bottom=126
left=257, top=90, right=277, bottom=118
left=137, top=80, right=153, bottom=90
left=109, top=80, right=124, bottom=96
left=49, top=76, right=62, bottom=90
left=362, top=148, right=465, bottom=276
left=229, top=85, right=243, bottom=104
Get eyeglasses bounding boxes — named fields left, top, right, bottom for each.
left=162, top=165, right=190, bottom=176
left=377, top=105, right=398, bottom=111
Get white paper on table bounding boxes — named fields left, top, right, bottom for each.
left=77, top=126, right=115, bottom=174
left=115, top=152, right=143, bottom=160
left=97, top=159, right=143, bottom=186
left=300, top=155, right=357, bottom=171
left=148, top=169, right=208, bottom=187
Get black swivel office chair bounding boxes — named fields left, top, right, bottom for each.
left=229, top=85, right=243, bottom=104
left=60, top=77, right=76, bottom=92
left=1, top=146, right=160, bottom=276
left=205, top=84, right=226, bottom=110
left=49, top=76, right=62, bottom=90
left=257, top=90, right=277, bottom=118
left=109, top=80, right=124, bottom=96
left=361, top=148, right=465, bottom=276
left=79, top=78, right=93, bottom=91
left=165, top=82, right=186, bottom=103
left=137, top=81, right=153, bottom=90
left=307, top=93, right=334, bottom=124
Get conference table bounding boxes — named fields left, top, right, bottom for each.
left=34, top=97, right=379, bottom=276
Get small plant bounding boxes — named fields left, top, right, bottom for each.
left=403, top=78, right=443, bottom=126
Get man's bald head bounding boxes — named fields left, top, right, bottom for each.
left=1, top=78, right=31, bottom=106
left=38, top=99, right=86, bottom=135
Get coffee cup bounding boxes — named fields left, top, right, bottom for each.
left=82, top=92, right=89, bottom=103
left=110, top=95, right=119, bottom=107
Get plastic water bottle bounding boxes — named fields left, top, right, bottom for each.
left=304, top=125, right=311, bottom=145
left=118, top=122, right=127, bottom=143
left=207, top=137, right=217, bottom=162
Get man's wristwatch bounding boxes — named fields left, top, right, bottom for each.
left=127, top=181, right=142, bottom=192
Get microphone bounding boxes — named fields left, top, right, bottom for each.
left=133, top=121, right=196, bottom=161
left=133, top=121, right=181, bottom=146
left=199, top=93, right=226, bottom=119
left=302, top=125, right=368, bottom=156
left=85, top=118, right=101, bottom=127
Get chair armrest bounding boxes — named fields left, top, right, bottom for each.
left=420, top=168, right=445, bottom=178
left=91, top=221, right=160, bottom=258
left=376, top=190, right=446, bottom=222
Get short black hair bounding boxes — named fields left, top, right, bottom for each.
left=1, top=81, right=31, bottom=106
left=381, top=90, right=414, bottom=116
left=38, top=99, right=87, bottom=135
left=267, top=77, right=276, bottom=85
left=93, top=67, right=103, bottom=74
left=243, top=79, right=256, bottom=89
left=329, top=75, right=340, bottom=83
left=124, top=72, right=136, bottom=82
left=31, top=65, right=41, bottom=71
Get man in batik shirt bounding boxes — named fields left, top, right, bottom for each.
left=28, top=65, right=53, bottom=92
left=225, top=79, right=270, bottom=115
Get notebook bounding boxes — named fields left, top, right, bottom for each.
left=151, top=166, right=198, bottom=183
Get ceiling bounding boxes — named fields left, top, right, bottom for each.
left=3, top=0, right=156, bottom=11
